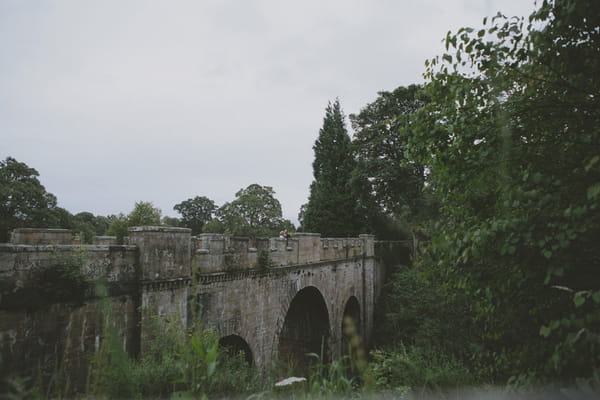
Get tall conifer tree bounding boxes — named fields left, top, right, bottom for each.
left=302, top=99, right=359, bottom=236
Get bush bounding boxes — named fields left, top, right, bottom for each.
left=87, top=313, right=266, bottom=398
left=208, top=351, right=264, bottom=396
left=373, top=265, right=475, bottom=360
left=367, top=346, right=474, bottom=393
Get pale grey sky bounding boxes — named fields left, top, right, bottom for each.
left=1, top=0, right=536, bottom=224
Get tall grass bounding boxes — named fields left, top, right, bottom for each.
left=86, top=312, right=266, bottom=398
left=366, top=345, right=474, bottom=397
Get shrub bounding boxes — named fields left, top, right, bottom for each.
left=367, top=346, right=474, bottom=393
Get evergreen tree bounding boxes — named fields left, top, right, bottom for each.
left=302, top=99, right=361, bottom=236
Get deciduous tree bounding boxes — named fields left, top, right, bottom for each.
left=350, top=85, right=427, bottom=218
left=214, top=184, right=292, bottom=237
left=0, top=157, right=60, bottom=241
left=410, top=0, right=600, bottom=381
left=173, top=196, right=216, bottom=234
left=127, top=201, right=162, bottom=227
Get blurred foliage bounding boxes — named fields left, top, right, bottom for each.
left=400, top=0, right=600, bottom=384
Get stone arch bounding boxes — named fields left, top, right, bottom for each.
left=341, top=296, right=362, bottom=358
left=218, top=334, right=253, bottom=365
left=278, top=286, right=331, bottom=372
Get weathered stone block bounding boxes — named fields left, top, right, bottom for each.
left=92, top=236, right=118, bottom=245
left=359, top=234, right=375, bottom=257
left=294, top=233, right=321, bottom=264
left=10, top=228, right=74, bottom=245
left=128, top=226, right=191, bottom=281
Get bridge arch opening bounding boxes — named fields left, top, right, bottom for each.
left=218, top=334, right=253, bottom=366
left=342, top=296, right=363, bottom=362
left=278, top=286, right=330, bottom=372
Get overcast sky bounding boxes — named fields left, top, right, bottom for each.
left=1, top=0, right=536, bottom=224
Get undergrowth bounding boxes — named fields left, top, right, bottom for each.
left=86, top=312, right=266, bottom=399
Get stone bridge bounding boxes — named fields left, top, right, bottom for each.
left=0, top=227, right=381, bottom=386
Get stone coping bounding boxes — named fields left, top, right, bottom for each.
left=0, top=244, right=138, bottom=252
left=196, top=255, right=374, bottom=284
left=11, top=228, right=74, bottom=233
left=128, top=226, right=192, bottom=233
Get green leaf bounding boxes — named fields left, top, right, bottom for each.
left=539, top=325, right=551, bottom=337
left=584, top=155, right=599, bottom=172
left=542, top=249, right=552, bottom=259
left=573, top=292, right=586, bottom=307
left=586, top=183, right=600, bottom=200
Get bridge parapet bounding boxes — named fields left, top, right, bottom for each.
left=10, top=228, right=77, bottom=245
left=191, top=232, right=375, bottom=274
left=320, top=237, right=365, bottom=261
left=0, top=227, right=378, bottom=389
left=129, top=226, right=191, bottom=281
left=359, top=234, right=376, bottom=257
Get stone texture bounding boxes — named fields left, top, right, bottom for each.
left=92, top=236, right=118, bottom=245
left=10, top=228, right=74, bottom=245
left=128, top=226, right=191, bottom=280
left=0, top=227, right=380, bottom=390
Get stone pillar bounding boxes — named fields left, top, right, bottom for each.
left=294, top=233, right=321, bottom=264
left=359, top=234, right=375, bottom=258
left=128, top=226, right=192, bottom=354
left=198, top=233, right=225, bottom=252
left=128, top=226, right=192, bottom=280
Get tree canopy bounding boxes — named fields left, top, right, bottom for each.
left=106, top=201, right=163, bottom=243
left=350, top=85, right=427, bottom=218
left=403, top=0, right=600, bottom=382
left=174, top=196, right=216, bottom=235
left=208, top=184, right=293, bottom=237
left=0, top=157, right=60, bottom=241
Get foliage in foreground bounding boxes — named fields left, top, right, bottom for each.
left=367, top=346, right=473, bottom=394
left=405, top=0, right=600, bottom=384
left=88, top=316, right=265, bottom=399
